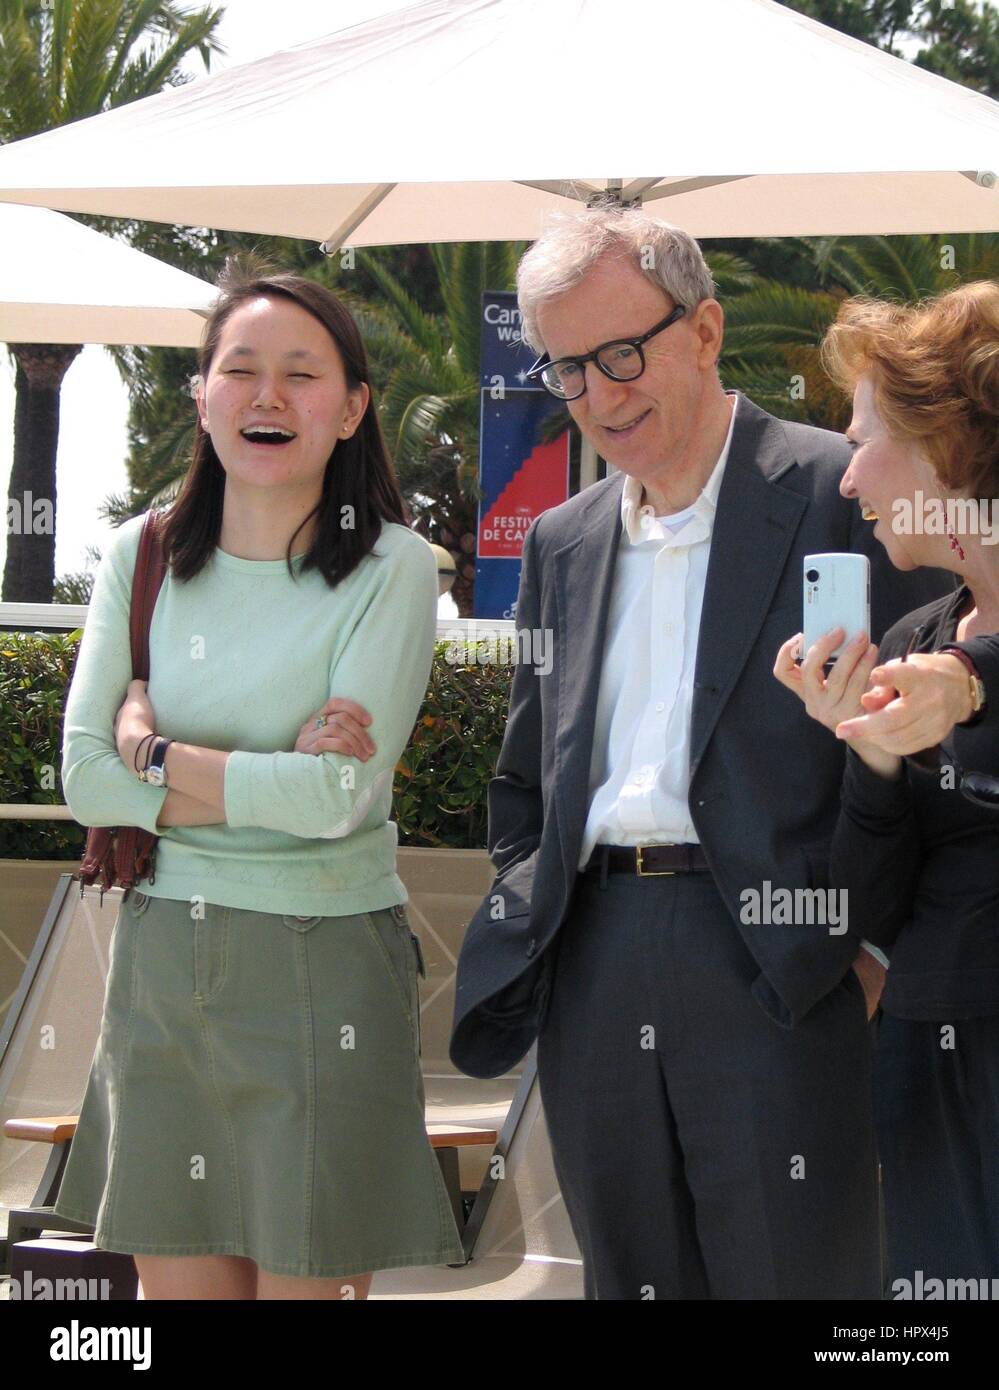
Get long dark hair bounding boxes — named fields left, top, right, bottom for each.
left=161, top=257, right=408, bottom=586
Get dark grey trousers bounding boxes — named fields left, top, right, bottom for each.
left=875, top=1012, right=999, bottom=1287
left=536, top=868, right=881, bottom=1299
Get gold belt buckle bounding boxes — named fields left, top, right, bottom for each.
left=636, top=844, right=676, bottom=877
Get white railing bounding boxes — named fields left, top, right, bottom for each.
left=0, top=602, right=88, bottom=630
left=0, top=603, right=515, bottom=640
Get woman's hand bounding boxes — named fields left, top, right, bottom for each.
left=773, top=627, right=880, bottom=734
left=835, top=652, right=975, bottom=753
left=113, top=679, right=158, bottom=774
left=295, top=697, right=376, bottom=760
left=774, top=627, right=901, bottom=778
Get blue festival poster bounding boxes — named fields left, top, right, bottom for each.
left=475, top=292, right=570, bottom=618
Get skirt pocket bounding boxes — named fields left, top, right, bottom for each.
left=363, top=907, right=423, bottom=1056
left=193, top=904, right=232, bottom=1004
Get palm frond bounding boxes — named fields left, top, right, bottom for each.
left=704, top=250, right=761, bottom=297
left=0, top=5, right=49, bottom=137
left=719, top=282, right=842, bottom=356
left=438, top=244, right=486, bottom=378
left=361, top=253, right=446, bottom=357
left=62, top=0, right=121, bottom=117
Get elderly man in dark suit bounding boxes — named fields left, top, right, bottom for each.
left=448, top=208, right=953, bottom=1300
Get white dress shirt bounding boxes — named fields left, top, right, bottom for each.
left=574, top=392, right=888, bottom=972
left=578, top=392, right=738, bottom=870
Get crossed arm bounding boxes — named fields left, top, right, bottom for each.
left=62, top=523, right=435, bottom=838
left=113, top=685, right=376, bottom=828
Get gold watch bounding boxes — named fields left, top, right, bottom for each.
left=939, top=647, right=987, bottom=725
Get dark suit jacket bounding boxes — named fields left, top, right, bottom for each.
left=450, top=390, right=954, bottom=1079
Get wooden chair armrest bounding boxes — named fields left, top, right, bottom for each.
left=426, top=1126, right=497, bottom=1149
left=4, top=1116, right=495, bottom=1150
left=4, top=1116, right=80, bottom=1144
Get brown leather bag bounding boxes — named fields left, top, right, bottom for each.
left=75, top=509, right=167, bottom=902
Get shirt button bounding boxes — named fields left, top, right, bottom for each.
left=663, top=623, right=674, bottom=634
left=655, top=702, right=665, bottom=713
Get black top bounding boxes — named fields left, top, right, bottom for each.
left=832, top=584, right=999, bottom=1019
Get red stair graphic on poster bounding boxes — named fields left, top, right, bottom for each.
left=478, top=437, right=569, bottom=558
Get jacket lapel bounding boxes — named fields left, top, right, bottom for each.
left=689, top=394, right=807, bottom=770
left=552, top=474, right=625, bottom=875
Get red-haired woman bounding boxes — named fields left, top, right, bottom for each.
left=775, top=280, right=999, bottom=1290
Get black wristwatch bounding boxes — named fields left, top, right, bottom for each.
left=138, top=737, right=173, bottom=787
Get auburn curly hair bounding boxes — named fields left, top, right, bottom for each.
left=820, top=280, right=999, bottom=503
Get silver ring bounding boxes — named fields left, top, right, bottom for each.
left=315, top=715, right=327, bottom=729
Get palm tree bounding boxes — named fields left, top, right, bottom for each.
left=717, top=234, right=999, bottom=427
left=0, top=0, right=225, bottom=603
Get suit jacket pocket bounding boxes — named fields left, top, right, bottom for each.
left=477, top=933, right=551, bottom=1022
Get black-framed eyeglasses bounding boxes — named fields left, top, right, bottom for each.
left=526, top=304, right=687, bottom=400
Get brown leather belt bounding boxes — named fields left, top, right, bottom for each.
left=583, top=843, right=710, bottom=877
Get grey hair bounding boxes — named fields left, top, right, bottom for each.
left=516, top=203, right=716, bottom=354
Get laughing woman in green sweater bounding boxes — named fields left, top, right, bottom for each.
left=54, top=263, right=464, bottom=1299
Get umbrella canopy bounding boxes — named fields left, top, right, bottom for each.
left=0, top=202, right=216, bottom=346
left=0, top=0, right=993, bottom=245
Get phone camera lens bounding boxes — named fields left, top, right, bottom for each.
left=805, top=568, right=819, bottom=584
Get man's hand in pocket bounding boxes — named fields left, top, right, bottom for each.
left=851, top=949, right=887, bottom=1021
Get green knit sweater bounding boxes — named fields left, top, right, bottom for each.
left=61, top=513, right=438, bottom=915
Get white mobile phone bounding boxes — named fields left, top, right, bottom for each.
left=802, top=553, right=870, bottom=663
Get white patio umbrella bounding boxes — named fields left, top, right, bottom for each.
left=0, top=0, right=992, bottom=246
left=0, top=203, right=215, bottom=347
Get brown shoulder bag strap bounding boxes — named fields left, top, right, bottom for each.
left=129, top=510, right=167, bottom=680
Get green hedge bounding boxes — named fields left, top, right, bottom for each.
left=0, top=630, right=516, bottom=860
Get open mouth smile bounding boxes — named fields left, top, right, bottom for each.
left=240, top=426, right=297, bottom=447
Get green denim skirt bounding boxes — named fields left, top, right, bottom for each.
left=53, top=890, right=464, bottom=1279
